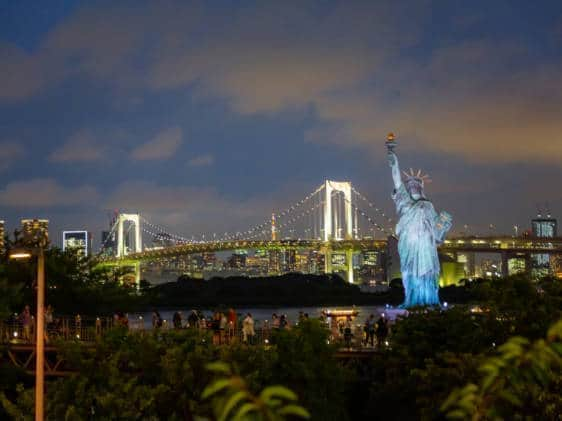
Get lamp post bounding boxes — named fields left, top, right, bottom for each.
left=9, top=220, right=48, bottom=421
left=10, top=247, right=44, bottom=420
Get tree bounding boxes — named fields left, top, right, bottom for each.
left=441, top=319, right=562, bottom=419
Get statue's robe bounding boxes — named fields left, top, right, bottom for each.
left=392, top=184, right=450, bottom=307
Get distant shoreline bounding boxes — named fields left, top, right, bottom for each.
left=143, top=273, right=474, bottom=311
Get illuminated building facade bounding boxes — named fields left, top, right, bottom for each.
left=63, top=231, right=91, bottom=257
left=228, top=250, right=247, bottom=268
left=21, top=219, right=49, bottom=245
left=531, top=214, right=557, bottom=278
left=508, top=257, right=526, bottom=276
left=202, top=252, right=217, bottom=270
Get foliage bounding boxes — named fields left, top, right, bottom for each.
left=1, top=273, right=561, bottom=419
left=0, top=245, right=144, bottom=317
left=355, top=276, right=562, bottom=420
left=203, top=361, right=310, bottom=421
left=441, top=319, right=562, bottom=420
left=1, top=321, right=345, bottom=420
left=268, top=319, right=353, bottom=420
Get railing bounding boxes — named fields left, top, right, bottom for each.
left=1, top=316, right=115, bottom=344
left=1, top=317, right=385, bottom=350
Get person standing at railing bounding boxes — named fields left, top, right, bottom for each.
left=364, top=314, right=376, bottom=347
left=343, top=316, right=353, bottom=348
left=44, top=305, right=53, bottom=343
left=152, top=310, right=163, bottom=329
left=198, top=314, right=207, bottom=330
left=211, top=312, right=221, bottom=345
left=227, top=308, right=237, bottom=343
left=45, top=305, right=53, bottom=328
left=272, top=313, right=280, bottom=329
left=242, top=313, right=255, bottom=344
left=20, top=305, right=32, bottom=342
left=187, top=310, right=199, bottom=328
left=279, top=314, right=288, bottom=330
left=219, top=312, right=228, bottom=344
left=173, top=311, right=182, bottom=329
left=375, top=314, right=389, bottom=348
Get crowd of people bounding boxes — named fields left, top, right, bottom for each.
left=152, top=308, right=257, bottom=344
left=5, top=305, right=390, bottom=349
left=3, top=304, right=86, bottom=343
left=149, top=308, right=391, bottom=349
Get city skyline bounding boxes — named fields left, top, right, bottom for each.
left=1, top=1, right=562, bottom=244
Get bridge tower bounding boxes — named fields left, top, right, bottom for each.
left=323, top=180, right=353, bottom=241
left=116, top=213, right=142, bottom=258
left=113, top=213, right=142, bottom=289
left=323, top=180, right=355, bottom=284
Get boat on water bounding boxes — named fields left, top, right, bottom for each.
left=322, top=308, right=359, bottom=320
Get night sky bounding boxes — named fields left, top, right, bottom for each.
left=1, top=0, right=561, bottom=246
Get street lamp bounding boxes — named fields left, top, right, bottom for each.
left=9, top=221, right=48, bottom=421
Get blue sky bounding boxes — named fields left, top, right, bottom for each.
left=1, top=0, right=562, bottom=246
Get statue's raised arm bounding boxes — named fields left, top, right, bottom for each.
left=387, top=150, right=403, bottom=190
left=386, top=133, right=402, bottom=190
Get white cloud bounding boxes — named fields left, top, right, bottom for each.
left=131, top=127, right=183, bottom=161
left=0, top=179, right=99, bottom=207
left=49, top=130, right=104, bottom=162
left=188, top=154, right=214, bottom=167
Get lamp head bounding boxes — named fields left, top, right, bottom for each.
left=9, top=248, right=33, bottom=260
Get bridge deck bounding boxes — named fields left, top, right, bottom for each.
left=98, top=236, right=562, bottom=265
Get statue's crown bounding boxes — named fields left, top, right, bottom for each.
left=403, top=168, right=431, bottom=186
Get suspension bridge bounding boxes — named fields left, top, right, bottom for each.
left=97, top=180, right=394, bottom=284
left=97, top=180, right=562, bottom=286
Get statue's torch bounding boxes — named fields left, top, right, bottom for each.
left=386, top=132, right=397, bottom=152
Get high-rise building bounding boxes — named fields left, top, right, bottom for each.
left=479, top=259, right=501, bottom=278
left=531, top=213, right=557, bottom=278
left=21, top=219, right=49, bottom=246
left=269, top=249, right=280, bottom=274
left=508, top=257, right=526, bottom=276
left=228, top=250, right=247, bottom=268
left=202, top=252, right=217, bottom=270
left=295, top=251, right=311, bottom=273
left=362, top=251, right=379, bottom=266
left=63, top=231, right=91, bottom=257
left=531, top=215, right=557, bottom=237
left=284, top=249, right=297, bottom=272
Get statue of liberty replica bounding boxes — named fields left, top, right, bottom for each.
left=386, top=133, right=452, bottom=307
